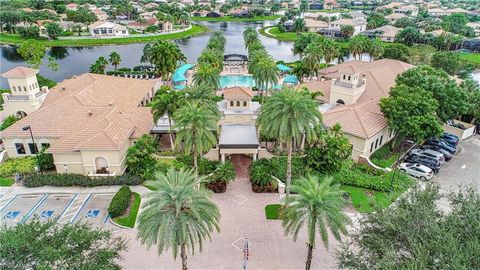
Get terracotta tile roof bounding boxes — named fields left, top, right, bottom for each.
left=1, top=66, right=38, bottom=78
left=323, top=99, right=388, bottom=139
left=300, top=59, right=415, bottom=139
left=223, top=87, right=254, bottom=100
left=1, top=73, right=156, bottom=153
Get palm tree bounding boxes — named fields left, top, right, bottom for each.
left=340, top=25, right=354, bottom=39
left=89, top=56, right=108, bottom=74
left=368, top=38, right=384, bottom=61
left=193, top=64, right=221, bottom=89
left=293, top=18, right=307, bottom=35
left=257, top=88, right=321, bottom=201
left=250, top=55, right=280, bottom=100
left=138, top=167, right=220, bottom=270
left=243, top=27, right=259, bottom=51
left=197, top=48, right=223, bottom=71
left=282, top=175, right=350, bottom=270
left=141, top=41, right=186, bottom=79
left=349, top=36, right=364, bottom=61
left=174, top=101, right=217, bottom=171
left=303, top=42, right=324, bottom=80
left=184, top=84, right=220, bottom=116
left=319, top=39, right=339, bottom=75
left=151, top=86, right=185, bottom=150
left=108, top=51, right=121, bottom=71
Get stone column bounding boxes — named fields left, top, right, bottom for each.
left=221, top=154, right=225, bottom=163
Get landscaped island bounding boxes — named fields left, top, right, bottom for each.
left=0, top=25, right=207, bottom=47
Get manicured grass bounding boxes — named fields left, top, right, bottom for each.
left=0, top=25, right=207, bottom=47
left=458, top=52, right=480, bottom=65
left=260, top=26, right=298, bottom=42
left=192, top=15, right=281, bottom=22
left=0, top=177, right=15, bottom=186
left=113, top=192, right=141, bottom=228
left=370, top=140, right=408, bottom=168
left=340, top=185, right=399, bottom=213
left=265, top=204, right=282, bottom=219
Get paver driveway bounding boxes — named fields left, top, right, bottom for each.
left=118, top=154, right=340, bottom=270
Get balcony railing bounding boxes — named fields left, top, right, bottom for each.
left=3, top=91, right=47, bottom=101
left=334, top=80, right=364, bottom=88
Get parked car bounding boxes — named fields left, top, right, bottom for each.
left=439, top=135, right=458, bottom=147
left=404, top=154, right=442, bottom=173
left=410, top=148, right=445, bottom=164
left=419, top=144, right=453, bottom=161
left=399, top=163, right=434, bottom=181
left=442, top=132, right=459, bottom=143
left=425, top=139, right=456, bottom=154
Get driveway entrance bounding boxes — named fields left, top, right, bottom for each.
left=228, top=154, right=251, bottom=179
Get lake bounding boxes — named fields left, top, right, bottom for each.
left=0, top=21, right=299, bottom=89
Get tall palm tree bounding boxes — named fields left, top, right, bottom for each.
left=348, top=37, right=364, bottom=61
left=319, top=39, right=339, bottom=75
left=141, top=41, right=186, bottom=79
left=184, top=84, right=220, bottom=117
left=243, top=27, right=259, bottom=51
left=197, top=48, right=223, bottom=71
left=293, top=18, right=307, bottom=35
left=138, top=168, right=220, bottom=270
left=257, top=88, right=321, bottom=201
left=303, top=42, right=324, bottom=80
left=282, top=175, right=350, bottom=270
left=174, top=101, right=217, bottom=171
left=108, top=51, right=121, bottom=71
left=89, top=56, right=108, bottom=74
left=251, top=56, right=280, bottom=99
left=151, top=86, right=185, bottom=150
left=368, top=38, right=384, bottom=61
left=193, top=64, right=221, bottom=89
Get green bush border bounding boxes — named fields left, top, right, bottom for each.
left=108, top=186, right=131, bottom=218
left=113, top=192, right=141, bottom=228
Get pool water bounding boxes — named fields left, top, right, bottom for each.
left=220, top=75, right=255, bottom=88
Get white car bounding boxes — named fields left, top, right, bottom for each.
left=399, top=163, right=434, bottom=181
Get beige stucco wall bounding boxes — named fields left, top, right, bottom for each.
left=204, top=147, right=219, bottom=161
left=226, top=99, right=250, bottom=110
left=2, top=97, right=45, bottom=117
left=220, top=114, right=255, bottom=125
left=7, top=76, right=40, bottom=95
left=346, top=127, right=394, bottom=161
left=2, top=137, right=57, bottom=158
left=53, top=152, right=85, bottom=174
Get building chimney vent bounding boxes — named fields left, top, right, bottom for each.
left=88, top=110, right=92, bottom=116
left=61, top=86, right=66, bottom=91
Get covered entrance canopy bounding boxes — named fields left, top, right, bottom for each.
left=219, top=124, right=259, bottom=161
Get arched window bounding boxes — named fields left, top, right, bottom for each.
left=230, top=101, right=234, bottom=106
left=12, top=86, right=16, bottom=91
left=23, top=86, right=27, bottom=91
left=243, top=101, right=247, bottom=107
left=236, top=101, right=240, bottom=107
left=95, top=157, right=109, bottom=174
left=336, top=99, right=345, bottom=105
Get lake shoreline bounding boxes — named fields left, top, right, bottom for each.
left=0, top=25, right=208, bottom=47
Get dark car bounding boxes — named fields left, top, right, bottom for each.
left=425, top=139, right=456, bottom=154
left=440, top=135, right=458, bottom=147
left=419, top=144, right=453, bottom=161
left=405, top=154, right=442, bottom=173
left=443, top=132, right=459, bottom=141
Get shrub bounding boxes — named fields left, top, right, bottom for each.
left=270, top=156, right=309, bottom=182
left=23, top=173, right=142, bottom=187
left=332, top=166, right=412, bottom=192
left=0, top=157, right=36, bottom=177
left=1, top=115, right=19, bottom=131
left=265, top=204, right=282, bottom=219
left=108, top=186, right=131, bottom=218
left=208, top=161, right=236, bottom=183
left=37, top=147, right=54, bottom=171
left=198, top=158, right=220, bottom=175
left=249, top=158, right=274, bottom=186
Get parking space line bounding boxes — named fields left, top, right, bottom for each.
left=70, top=193, right=92, bottom=224
left=103, top=214, right=110, bottom=224
left=20, top=194, right=49, bottom=224
left=58, top=193, right=78, bottom=220
left=0, top=194, right=18, bottom=212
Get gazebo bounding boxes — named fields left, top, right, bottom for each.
left=223, top=54, right=248, bottom=74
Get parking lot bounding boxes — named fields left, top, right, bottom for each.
left=0, top=192, right=118, bottom=229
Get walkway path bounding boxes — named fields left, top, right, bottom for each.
left=118, top=154, right=339, bottom=269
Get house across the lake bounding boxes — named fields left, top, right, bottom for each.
left=1, top=68, right=160, bottom=175
left=89, top=21, right=129, bottom=38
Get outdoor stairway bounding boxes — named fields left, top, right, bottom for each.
left=0, top=194, right=17, bottom=212
left=57, top=193, right=92, bottom=224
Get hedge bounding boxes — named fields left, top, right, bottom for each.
left=0, top=157, right=36, bottom=177
left=108, top=186, right=132, bottom=218
left=249, top=157, right=310, bottom=186
left=332, top=166, right=412, bottom=192
left=23, top=173, right=142, bottom=187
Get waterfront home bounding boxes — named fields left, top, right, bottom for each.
left=305, top=18, right=328, bottom=32
left=92, top=9, right=108, bottom=21
left=319, top=18, right=367, bottom=38
left=300, top=59, right=414, bottom=161
left=362, top=25, right=401, bottom=42
left=89, top=21, right=129, bottom=38
left=0, top=70, right=159, bottom=175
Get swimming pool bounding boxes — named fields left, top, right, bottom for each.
left=220, top=75, right=255, bottom=88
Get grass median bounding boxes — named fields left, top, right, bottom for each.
left=113, top=192, right=141, bottom=228
left=0, top=25, right=207, bottom=47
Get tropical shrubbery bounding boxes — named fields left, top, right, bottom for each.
left=0, top=157, right=36, bottom=177
left=23, top=173, right=142, bottom=187
left=108, top=186, right=132, bottom=218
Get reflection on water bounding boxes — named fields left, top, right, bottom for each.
left=1, top=21, right=299, bottom=88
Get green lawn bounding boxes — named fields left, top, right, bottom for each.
left=113, top=192, right=141, bottom=228
left=341, top=185, right=403, bottom=213
left=260, top=26, right=298, bottom=42
left=192, top=15, right=281, bottom=22
left=0, top=177, right=14, bottom=186
left=0, top=25, right=207, bottom=47
left=370, top=140, right=408, bottom=168
left=458, top=52, right=480, bottom=65
left=265, top=204, right=282, bottom=219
